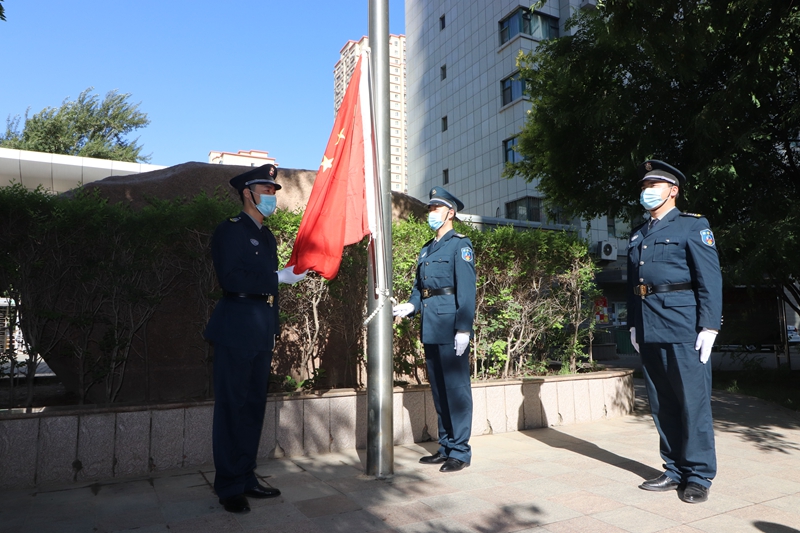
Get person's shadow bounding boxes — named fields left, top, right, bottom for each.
left=518, top=380, right=662, bottom=481
left=754, top=522, right=800, bottom=533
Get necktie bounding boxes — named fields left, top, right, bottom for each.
left=649, top=218, right=659, bottom=230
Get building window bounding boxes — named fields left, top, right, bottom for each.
left=499, top=8, right=559, bottom=45
left=440, top=14, right=446, bottom=30
left=506, top=196, right=541, bottom=222
left=505, top=197, right=571, bottom=224
left=503, top=137, right=523, bottom=163
left=443, top=169, right=449, bottom=184
left=501, top=73, right=526, bottom=106
left=441, top=64, right=447, bottom=80
left=441, top=116, right=448, bottom=131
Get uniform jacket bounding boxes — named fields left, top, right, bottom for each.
left=408, top=229, right=476, bottom=345
left=627, top=208, right=722, bottom=345
left=204, top=212, right=280, bottom=351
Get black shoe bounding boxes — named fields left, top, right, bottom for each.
left=244, top=483, right=281, bottom=499
left=639, top=474, right=680, bottom=492
left=439, top=458, right=469, bottom=473
left=680, top=482, right=709, bottom=503
left=419, top=452, right=448, bottom=465
left=219, top=494, right=250, bottom=513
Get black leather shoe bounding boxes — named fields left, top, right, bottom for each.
left=419, top=452, right=448, bottom=465
left=680, top=482, right=709, bottom=503
left=639, top=474, right=680, bottom=491
left=439, top=458, right=469, bottom=473
left=219, top=494, right=250, bottom=513
left=244, top=483, right=281, bottom=499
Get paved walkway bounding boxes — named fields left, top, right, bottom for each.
left=2, top=380, right=800, bottom=533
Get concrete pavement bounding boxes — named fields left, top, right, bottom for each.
left=1, top=380, right=799, bottom=533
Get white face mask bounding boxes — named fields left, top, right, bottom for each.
left=428, top=211, right=445, bottom=231
left=639, top=185, right=670, bottom=211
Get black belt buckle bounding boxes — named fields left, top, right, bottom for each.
left=422, top=288, right=431, bottom=299
left=634, top=284, right=651, bottom=299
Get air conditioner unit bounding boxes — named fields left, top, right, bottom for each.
left=598, top=240, right=617, bottom=260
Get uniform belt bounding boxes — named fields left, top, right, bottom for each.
left=633, top=282, right=693, bottom=299
left=421, top=287, right=455, bottom=299
left=224, top=291, right=274, bottom=307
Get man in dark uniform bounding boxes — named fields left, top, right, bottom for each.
left=627, top=160, right=722, bottom=504
left=204, top=164, right=307, bottom=513
left=393, top=187, right=476, bottom=473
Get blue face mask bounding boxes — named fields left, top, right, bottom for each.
left=253, top=192, right=277, bottom=217
left=428, top=211, right=445, bottom=231
left=639, top=187, right=667, bottom=211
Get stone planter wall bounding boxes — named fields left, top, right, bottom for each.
left=0, top=369, right=633, bottom=490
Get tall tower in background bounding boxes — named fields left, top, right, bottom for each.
left=334, top=35, right=408, bottom=193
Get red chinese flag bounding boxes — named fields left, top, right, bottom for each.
left=286, top=54, right=374, bottom=280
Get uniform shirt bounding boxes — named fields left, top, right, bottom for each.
left=408, top=229, right=476, bottom=344
left=204, top=211, right=280, bottom=351
left=627, top=209, right=722, bottom=344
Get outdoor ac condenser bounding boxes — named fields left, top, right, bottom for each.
left=598, top=240, right=618, bottom=260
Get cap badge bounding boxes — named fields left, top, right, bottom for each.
left=432, top=189, right=437, bottom=195
left=645, top=162, right=652, bottom=171
left=250, top=238, right=260, bottom=246
left=269, top=167, right=276, bottom=177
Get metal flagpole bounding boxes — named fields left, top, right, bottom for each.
left=366, top=0, right=394, bottom=478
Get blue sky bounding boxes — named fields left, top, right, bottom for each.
left=0, top=0, right=405, bottom=169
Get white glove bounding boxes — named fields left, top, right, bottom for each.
left=392, top=302, right=415, bottom=317
left=454, top=331, right=470, bottom=356
left=695, top=328, right=718, bottom=364
left=629, top=327, right=639, bottom=353
left=277, top=266, right=307, bottom=285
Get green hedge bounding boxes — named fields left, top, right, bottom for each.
left=0, top=185, right=598, bottom=405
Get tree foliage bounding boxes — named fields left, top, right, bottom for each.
left=0, top=87, right=151, bottom=162
left=506, top=1, right=800, bottom=311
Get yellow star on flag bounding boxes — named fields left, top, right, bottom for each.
left=320, top=155, right=334, bottom=172
left=335, top=129, right=346, bottom=145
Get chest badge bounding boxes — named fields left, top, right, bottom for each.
left=250, top=238, right=260, bottom=246
left=699, top=229, right=715, bottom=246
left=461, top=247, right=473, bottom=262
left=631, top=235, right=639, bottom=242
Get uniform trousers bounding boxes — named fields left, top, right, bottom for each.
left=212, top=344, right=271, bottom=499
left=640, top=342, right=716, bottom=487
left=424, top=342, right=473, bottom=463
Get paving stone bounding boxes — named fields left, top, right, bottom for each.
left=76, top=413, right=115, bottom=482
left=114, top=410, right=150, bottom=478
left=0, top=417, right=38, bottom=489
left=37, top=415, right=78, bottom=485
left=151, top=409, right=185, bottom=472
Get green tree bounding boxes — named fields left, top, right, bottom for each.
left=1, top=0, right=6, bottom=22
left=0, top=87, right=151, bottom=162
left=506, top=1, right=800, bottom=313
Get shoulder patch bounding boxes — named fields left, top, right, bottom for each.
left=461, top=247, right=473, bottom=262
left=229, top=216, right=241, bottom=222
left=681, top=213, right=703, bottom=218
left=699, top=229, right=715, bottom=246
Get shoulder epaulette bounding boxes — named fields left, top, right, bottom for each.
left=454, top=233, right=466, bottom=238
left=423, top=237, right=435, bottom=247
left=681, top=213, right=703, bottom=218
left=229, top=216, right=241, bottom=222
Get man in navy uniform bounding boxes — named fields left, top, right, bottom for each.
left=393, top=187, right=477, bottom=473
left=627, top=160, right=722, bottom=504
left=204, top=164, right=307, bottom=513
